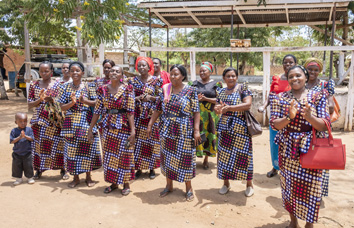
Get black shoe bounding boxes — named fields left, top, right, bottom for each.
left=135, top=170, right=142, bottom=179
left=149, top=170, right=156, bottom=179
left=33, top=171, right=42, bottom=180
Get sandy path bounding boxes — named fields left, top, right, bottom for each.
left=0, top=92, right=353, bottom=228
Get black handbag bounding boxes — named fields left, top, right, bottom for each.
left=244, top=111, right=262, bottom=137
left=237, top=86, right=262, bottom=137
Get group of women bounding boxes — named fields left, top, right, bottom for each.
left=28, top=54, right=334, bottom=227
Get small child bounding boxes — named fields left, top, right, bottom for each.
left=10, top=112, right=35, bottom=185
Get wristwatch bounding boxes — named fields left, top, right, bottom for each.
left=286, top=114, right=293, bottom=121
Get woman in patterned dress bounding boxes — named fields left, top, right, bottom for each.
left=59, top=61, right=102, bottom=188
left=58, top=62, right=72, bottom=84
left=214, top=67, right=254, bottom=197
left=28, top=61, right=67, bottom=180
left=189, top=62, right=222, bottom=169
left=128, top=56, right=162, bottom=180
left=88, top=65, right=136, bottom=196
left=147, top=64, right=201, bottom=201
left=270, top=65, right=329, bottom=228
left=258, top=54, right=296, bottom=178
left=304, top=58, right=334, bottom=198
left=92, top=59, right=115, bottom=87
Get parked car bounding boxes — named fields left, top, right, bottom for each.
left=16, top=54, right=71, bottom=97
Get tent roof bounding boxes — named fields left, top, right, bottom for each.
left=137, top=0, right=350, bottom=28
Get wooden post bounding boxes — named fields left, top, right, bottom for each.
left=123, top=25, right=128, bottom=65
left=24, top=21, right=31, bottom=99
left=99, top=43, right=105, bottom=77
left=85, top=44, right=93, bottom=77
left=329, top=3, right=336, bottom=79
left=190, top=51, right=196, bottom=81
left=76, top=17, right=83, bottom=62
left=262, top=51, right=271, bottom=126
left=345, top=50, right=354, bottom=131
left=167, top=27, right=169, bottom=71
left=338, top=51, right=344, bottom=79
left=149, top=8, right=152, bottom=58
left=230, top=6, right=234, bottom=67
left=323, top=21, right=328, bottom=77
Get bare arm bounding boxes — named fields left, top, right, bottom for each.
left=273, top=100, right=296, bottom=130
left=24, top=135, right=33, bottom=142
left=328, top=95, right=334, bottom=115
left=127, top=113, right=136, bottom=144
left=28, top=89, right=45, bottom=109
left=10, top=135, right=22, bottom=144
left=222, top=96, right=252, bottom=113
left=193, top=112, right=202, bottom=146
left=146, top=110, right=162, bottom=138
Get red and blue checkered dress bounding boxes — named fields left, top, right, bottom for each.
left=128, top=76, right=162, bottom=171
left=58, top=83, right=102, bottom=175
left=28, top=80, right=65, bottom=172
left=216, top=83, right=253, bottom=181
left=94, top=84, right=135, bottom=184
left=156, top=85, right=200, bottom=182
left=270, top=90, right=330, bottom=223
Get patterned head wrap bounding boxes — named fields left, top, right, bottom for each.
left=201, top=61, right=213, bottom=72
left=69, top=61, right=85, bottom=72
left=135, top=56, right=154, bottom=75
left=304, top=58, right=323, bottom=72
left=287, top=65, right=309, bottom=81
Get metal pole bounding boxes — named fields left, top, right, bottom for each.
left=230, top=6, right=234, bottom=67
left=149, top=8, right=152, bottom=58
left=323, top=21, right=328, bottom=77
left=237, top=24, right=240, bottom=72
left=24, top=20, right=31, bottom=99
left=167, top=27, right=169, bottom=71
left=329, top=3, right=337, bottom=80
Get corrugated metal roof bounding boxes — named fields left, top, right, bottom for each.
left=138, top=1, right=350, bottom=28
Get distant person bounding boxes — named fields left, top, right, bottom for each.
left=258, top=54, right=296, bottom=178
left=58, top=62, right=72, bottom=84
left=10, top=112, right=35, bottom=185
left=0, top=46, right=7, bottom=80
left=153, top=58, right=170, bottom=87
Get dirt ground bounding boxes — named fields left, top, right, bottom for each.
left=0, top=91, right=353, bottom=228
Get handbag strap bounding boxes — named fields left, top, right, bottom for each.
left=312, top=118, right=333, bottom=145
left=163, top=83, right=172, bottom=103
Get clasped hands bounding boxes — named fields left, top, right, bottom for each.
left=214, top=101, right=230, bottom=114
left=287, top=99, right=313, bottom=121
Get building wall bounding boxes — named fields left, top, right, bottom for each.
left=3, top=48, right=25, bottom=75
left=105, top=52, right=124, bottom=65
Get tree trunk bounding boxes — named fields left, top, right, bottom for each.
left=0, top=70, right=9, bottom=100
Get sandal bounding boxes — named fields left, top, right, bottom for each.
left=104, top=184, right=118, bottom=194
left=33, top=171, right=42, bottom=180
left=186, top=190, right=194, bottom=202
left=68, top=179, right=80, bottom=188
left=85, top=179, right=96, bottom=187
left=122, top=188, right=131, bottom=196
left=159, top=188, right=172, bottom=198
left=266, top=168, right=278, bottom=178
left=60, top=170, right=70, bottom=180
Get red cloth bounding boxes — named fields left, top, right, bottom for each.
left=160, top=71, right=171, bottom=87
left=135, top=56, right=154, bottom=75
left=270, top=75, right=291, bottom=94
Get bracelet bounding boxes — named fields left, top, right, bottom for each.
left=286, top=114, right=293, bottom=122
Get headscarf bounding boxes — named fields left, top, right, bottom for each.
left=201, top=61, right=213, bottom=72
left=69, top=61, right=85, bottom=72
left=135, top=56, right=154, bottom=75
left=287, top=65, right=309, bottom=81
left=304, top=58, right=323, bottom=72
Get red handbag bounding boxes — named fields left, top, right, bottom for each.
left=300, top=119, right=346, bottom=170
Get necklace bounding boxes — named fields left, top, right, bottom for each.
left=71, top=82, right=81, bottom=89
left=289, top=89, right=308, bottom=105
left=226, top=83, right=237, bottom=91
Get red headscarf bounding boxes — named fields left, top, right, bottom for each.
left=135, top=56, right=154, bottom=75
